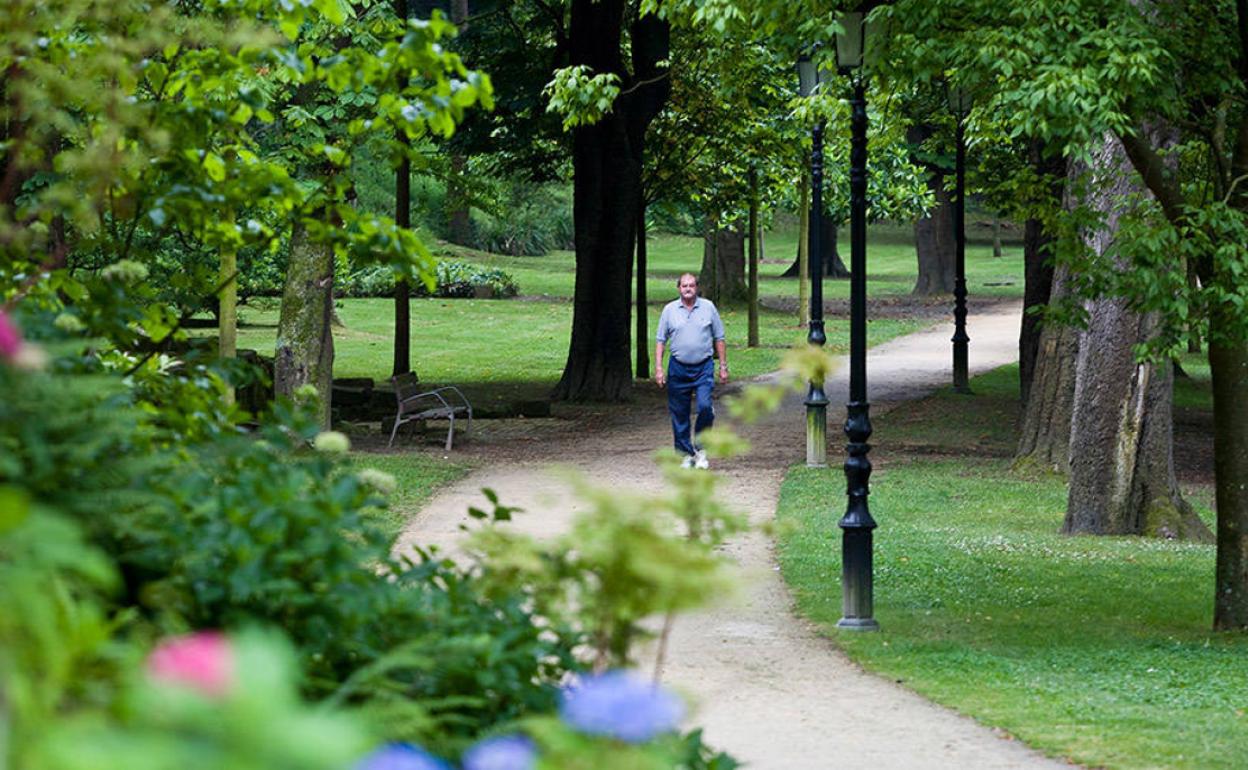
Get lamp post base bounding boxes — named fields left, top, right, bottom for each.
left=836, top=616, right=881, bottom=632
left=805, top=381, right=828, bottom=468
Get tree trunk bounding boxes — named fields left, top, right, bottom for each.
left=992, top=214, right=1003, bottom=258
left=1063, top=134, right=1209, bottom=541
left=1015, top=264, right=1079, bottom=471
left=219, top=231, right=238, bottom=406
left=1186, top=258, right=1202, bottom=353
left=1210, top=324, right=1248, bottom=628
left=276, top=220, right=335, bottom=430
left=781, top=217, right=846, bottom=278
left=700, top=223, right=747, bottom=306
left=635, top=201, right=649, bottom=379
left=443, top=0, right=472, bottom=246
left=747, top=168, right=759, bottom=348
left=909, top=122, right=955, bottom=295
left=797, top=171, right=809, bottom=328
left=1020, top=140, right=1067, bottom=407
left=392, top=0, right=413, bottom=377
left=553, top=1, right=668, bottom=402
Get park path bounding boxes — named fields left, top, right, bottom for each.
left=395, top=301, right=1078, bottom=770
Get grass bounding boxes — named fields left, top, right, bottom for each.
left=226, top=222, right=982, bottom=389
left=346, top=451, right=472, bottom=537
left=775, top=365, right=1246, bottom=770
left=447, top=219, right=1026, bottom=305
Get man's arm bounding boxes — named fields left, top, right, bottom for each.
left=715, top=338, right=728, bottom=383
left=654, top=341, right=666, bottom=387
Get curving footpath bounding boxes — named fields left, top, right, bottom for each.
left=395, top=301, right=1080, bottom=769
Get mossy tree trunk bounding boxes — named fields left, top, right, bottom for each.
left=1063, top=134, right=1209, bottom=541
left=218, top=237, right=237, bottom=406
left=275, top=220, right=335, bottom=430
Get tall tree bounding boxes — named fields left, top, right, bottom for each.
left=393, top=0, right=414, bottom=378
left=890, top=0, right=1248, bottom=628
left=907, top=120, right=956, bottom=295
left=1063, top=135, right=1210, bottom=541
left=550, top=1, right=670, bottom=401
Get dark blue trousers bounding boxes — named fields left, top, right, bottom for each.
left=667, top=357, right=715, bottom=456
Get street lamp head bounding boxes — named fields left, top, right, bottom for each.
left=835, top=11, right=866, bottom=73
left=945, top=80, right=973, bottom=116
left=797, top=53, right=818, bottom=98
left=797, top=44, right=827, bottom=98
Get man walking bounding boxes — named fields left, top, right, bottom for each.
left=655, top=272, right=728, bottom=469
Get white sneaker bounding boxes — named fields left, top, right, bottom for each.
left=681, top=454, right=696, bottom=469
left=694, top=449, right=709, bottom=470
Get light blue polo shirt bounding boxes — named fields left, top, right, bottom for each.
left=656, top=297, right=725, bottom=364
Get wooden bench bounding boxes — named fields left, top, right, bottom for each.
left=387, top=372, right=473, bottom=451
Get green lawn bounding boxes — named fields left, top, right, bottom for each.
left=775, top=365, right=1244, bottom=770
left=444, top=219, right=1026, bottom=305
left=228, top=223, right=990, bottom=387
left=347, top=452, right=472, bottom=537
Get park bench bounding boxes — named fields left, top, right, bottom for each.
left=387, top=372, right=473, bottom=451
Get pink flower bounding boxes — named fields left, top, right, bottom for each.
left=146, top=631, right=234, bottom=697
left=0, top=310, right=22, bottom=361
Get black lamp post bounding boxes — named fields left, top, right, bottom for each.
left=797, top=52, right=828, bottom=468
left=947, top=82, right=972, bottom=394
left=835, top=8, right=878, bottom=632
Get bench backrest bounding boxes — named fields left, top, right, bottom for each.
left=391, top=372, right=422, bottom=403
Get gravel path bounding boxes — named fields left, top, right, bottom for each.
left=396, top=301, right=1079, bottom=769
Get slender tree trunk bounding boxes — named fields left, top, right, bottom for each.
left=1063, top=134, right=1208, bottom=541
left=1186, top=258, right=1202, bottom=353
left=444, top=0, right=472, bottom=246
left=909, top=122, right=955, bottom=295
left=553, top=1, right=668, bottom=401
left=392, top=0, right=413, bottom=377
left=992, top=214, right=1003, bottom=258
left=635, top=201, right=649, bottom=379
left=748, top=168, right=759, bottom=348
left=276, top=220, right=335, bottom=429
left=217, top=208, right=238, bottom=406
left=798, top=172, right=809, bottom=328
left=1210, top=325, right=1248, bottom=628
left=219, top=234, right=238, bottom=405
left=1020, top=139, right=1067, bottom=407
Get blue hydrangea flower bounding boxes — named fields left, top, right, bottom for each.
left=558, top=670, right=685, bottom=743
left=462, top=735, right=537, bottom=770
left=356, top=743, right=452, bottom=770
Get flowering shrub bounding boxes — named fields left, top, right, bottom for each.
left=558, top=672, right=685, bottom=743
left=145, top=632, right=234, bottom=698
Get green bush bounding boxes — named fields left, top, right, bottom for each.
left=0, top=338, right=578, bottom=758
left=470, top=184, right=575, bottom=257
left=339, top=260, right=519, bottom=299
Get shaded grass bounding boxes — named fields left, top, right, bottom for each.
left=347, top=451, right=472, bottom=537
left=775, top=365, right=1245, bottom=770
